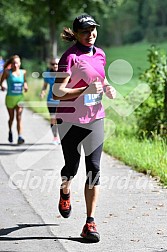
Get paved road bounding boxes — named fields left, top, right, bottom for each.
left=0, top=91, right=167, bottom=252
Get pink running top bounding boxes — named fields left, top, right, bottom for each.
left=55, top=44, right=106, bottom=124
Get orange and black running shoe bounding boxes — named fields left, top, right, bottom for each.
left=81, top=222, right=100, bottom=242
left=58, top=190, right=71, bottom=218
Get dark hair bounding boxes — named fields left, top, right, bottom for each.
left=61, top=27, right=76, bottom=42
left=4, top=55, right=20, bottom=69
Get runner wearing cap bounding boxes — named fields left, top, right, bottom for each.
left=52, top=13, right=116, bottom=242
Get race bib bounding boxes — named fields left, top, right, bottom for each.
left=11, top=83, right=23, bottom=94
left=84, top=93, right=102, bottom=106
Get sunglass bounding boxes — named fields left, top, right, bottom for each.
left=50, top=63, right=58, bottom=66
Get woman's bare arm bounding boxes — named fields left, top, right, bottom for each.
left=52, top=75, right=103, bottom=100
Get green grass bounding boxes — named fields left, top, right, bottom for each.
left=104, top=41, right=167, bottom=95
left=104, top=42, right=150, bottom=96
left=103, top=42, right=167, bottom=185
left=103, top=87, right=167, bottom=186
left=103, top=128, right=167, bottom=186
left=25, top=41, right=167, bottom=186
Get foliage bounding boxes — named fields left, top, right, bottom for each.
left=0, top=1, right=32, bottom=39
left=136, top=45, right=167, bottom=137
left=2, top=0, right=167, bottom=60
left=0, top=0, right=124, bottom=59
left=98, top=0, right=167, bottom=46
left=22, top=58, right=46, bottom=75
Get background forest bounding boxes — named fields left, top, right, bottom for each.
left=1, top=0, right=167, bottom=60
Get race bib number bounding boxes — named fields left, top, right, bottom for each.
left=11, top=83, right=23, bottom=94
left=84, top=93, right=102, bottom=106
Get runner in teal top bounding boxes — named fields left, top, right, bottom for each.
left=0, top=55, right=28, bottom=144
left=7, top=69, right=24, bottom=96
left=40, top=58, right=60, bottom=145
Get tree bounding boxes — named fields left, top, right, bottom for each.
left=0, top=0, right=126, bottom=59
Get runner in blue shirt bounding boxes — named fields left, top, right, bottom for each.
left=40, top=58, right=60, bottom=144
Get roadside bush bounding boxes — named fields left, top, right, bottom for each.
left=135, top=45, right=167, bottom=138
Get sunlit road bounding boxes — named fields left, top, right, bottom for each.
left=0, top=91, right=167, bottom=252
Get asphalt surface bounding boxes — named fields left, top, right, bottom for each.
left=0, top=90, right=167, bottom=252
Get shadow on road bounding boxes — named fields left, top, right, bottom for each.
left=0, top=143, right=58, bottom=156
left=0, top=223, right=97, bottom=244
left=0, top=143, right=55, bottom=147
left=0, top=223, right=59, bottom=236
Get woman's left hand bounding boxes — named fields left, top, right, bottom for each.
left=105, top=85, right=116, bottom=99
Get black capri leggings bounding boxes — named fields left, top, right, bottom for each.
left=47, top=103, right=57, bottom=117
left=58, top=119, right=104, bottom=186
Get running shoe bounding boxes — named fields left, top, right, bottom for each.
left=17, top=136, right=25, bottom=145
left=58, top=189, right=71, bottom=218
left=52, top=136, right=60, bottom=145
left=8, top=131, right=13, bottom=143
left=81, top=222, right=100, bottom=242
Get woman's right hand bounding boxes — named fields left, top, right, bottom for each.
left=85, top=77, right=103, bottom=94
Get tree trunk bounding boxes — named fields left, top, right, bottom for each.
left=50, top=17, right=57, bottom=58
left=48, top=0, right=57, bottom=58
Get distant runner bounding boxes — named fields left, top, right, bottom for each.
left=40, top=58, right=60, bottom=145
left=0, top=55, right=28, bottom=144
